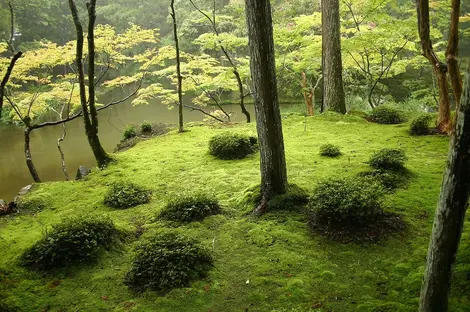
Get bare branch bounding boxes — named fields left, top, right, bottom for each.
left=0, top=51, right=22, bottom=118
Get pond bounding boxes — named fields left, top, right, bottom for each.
left=0, top=99, right=255, bottom=201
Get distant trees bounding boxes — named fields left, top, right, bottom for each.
left=245, top=0, right=287, bottom=213
left=321, top=0, right=346, bottom=114
left=419, top=59, right=470, bottom=312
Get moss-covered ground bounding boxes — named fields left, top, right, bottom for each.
left=1, top=113, right=469, bottom=311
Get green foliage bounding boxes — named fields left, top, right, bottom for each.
left=115, top=137, right=142, bottom=152
left=369, top=149, right=407, bottom=170
left=410, top=114, right=434, bottom=135
left=15, top=193, right=50, bottom=212
left=20, top=215, right=120, bottom=271
left=140, top=121, right=152, bottom=133
left=243, top=184, right=309, bottom=212
left=208, top=132, right=258, bottom=160
left=359, top=169, right=412, bottom=191
left=308, top=178, right=384, bottom=226
left=369, top=106, right=406, bottom=124
left=124, top=231, right=213, bottom=292
left=319, top=144, right=342, bottom=157
left=103, top=181, right=151, bottom=209
left=158, top=193, right=221, bottom=223
left=123, top=124, right=138, bottom=140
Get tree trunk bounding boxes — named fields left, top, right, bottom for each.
left=417, top=0, right=452, bottom=132
left=170, top=0, right=184, bottom=133
left=57, top=123, right=70, bottom=181
left=0, top=51, right=22, bottom=119
left=446, top=0, right=462, bottom=108
left=321, top=0, right=346, bottom=114
left=234, top=70, right=251, bottom=123
left=24, top=128, right=40, bottom=183
left=419, top=60, right=470, bottom=312
left=302, top=72, right=315, bottom=116
left=245, top=0, right=288, bottom=211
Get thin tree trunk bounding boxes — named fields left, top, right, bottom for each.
left=170, top=0, right=184, bottom=133
left=419, top=60, right=470, bottom=312
left=322, top=0, right=346, bottom=114
left=245, top=0, right=288, bottom=213
left=446, top=0, right=462, bottom=108
left=417, top=0, right=452, bottom=132
left=0, top=51, right=22, bottom=119
left=24, top=128, right=40, bottom=183
left=235, top=70, right=251, bottom=122
left=302, top=72, right=314, bottom=116
left=57, top=123, right=70, bottom=181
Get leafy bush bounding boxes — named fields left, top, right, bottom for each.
left=308, top=178, right=384, bottom=226
left=369, top=149, right=407, bottom=170
left=243, top=184, right=309, bottom=212
left=209, top=132, right=258, bottom=160
left=20, top=215, right=120, bottom=271
left=359, top=169, right=412, bottom=191
left=319, top=144, right=342, bottom=157
left=104, top=181, right=151, bottom=209
left=140, top=121, right=152, bottom=133
left=158, top=193, right=221, bottom=223
left=410, top=114, right=434, bottom=135
left=125, top=231, right=213, bottom=292
left=369, top=106, right=406, bottom=124
left=123, top=124, right=137, bottom=140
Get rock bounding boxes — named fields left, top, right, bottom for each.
left=76, top=166, right=91, bottom=180
left=18, top=185, right=33, bottom=196
left=0, top=199, right=5, bottom=206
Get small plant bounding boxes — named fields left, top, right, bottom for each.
left=140, top=121, right=152, bottom=133
left=104, top=181, right=151, bottom=209
left=20, top=215, right=120, bottom=271
left=369, top=148, right=407, bottom=170
left=319, top=144, right=342, bottom=157
left=369, top=106, right=406, bottom=124
left=308, top=178, right=384, bottom=226
left=158, top=193, right=221, bottom=223
left=123, top=124, right=137, bottom=140
left=209, top=132, right=258, bottom=160
left=410, top=114, right=434, bottom=135
left=124, top=231, right=213, bottom=292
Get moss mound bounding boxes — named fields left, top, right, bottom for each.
left=319, top=143, right=342, bottom=157
left=104, top=181, right=151, bottom=209
left=208, top=132, right=258, bottom=160
left=369, top=148, right=407, bottom=170
left=20, top=215, right=120, bottom=271
left=124, top=231, right=213, bottom=292
left=369, top=106, right=406, bottom=124
left=410, top=114, right=434, bottom=135
left=243, top=184, right=309, bottom=213
left=158, top=193, right=221, bottom=223
left=358, top=168, right=413, bottom=191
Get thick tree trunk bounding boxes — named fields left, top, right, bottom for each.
left=245, top=0, right=288, bottom=211
left=417, top=0, right=452, bottom=132
left=321, top=0, right=346, bottom=114
left=24, top=128, right=40, bottom=183
left=170, top=0, right=184, bottom=133
left=419, top=60, right=470, bottom=312
left=446, top=0, right=462, bottom=108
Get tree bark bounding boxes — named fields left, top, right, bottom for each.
left=0, top=51, right=22, bottom=119
left=24, top=128, right=41, bottom=183
left=302, top=72, right=314, bottom=116
left=170, top=0, right=184, bottom=133
left=321, top=0, right=346, bottom=114
left=417, top=0, right=452, bottom=132
left=446, top=0, right=462, bottom=108
left=419, top=59, right=470, bottom=312
left=245, top=0, right=288, bottom=211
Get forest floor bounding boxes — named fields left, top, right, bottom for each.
left=1, top=112, right=469, bottom=312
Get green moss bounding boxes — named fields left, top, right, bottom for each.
left=242, top=183, right=309, bottom=213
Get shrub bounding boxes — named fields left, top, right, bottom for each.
left=20, top=215, right=120, bottom=271
left=124, top=231, right=213, bottom=292
left=208, top=132, right=258, bottom=160
left=123, top=124, right=137, bottom=140
left=359, top=169, right=412, bottom=191
left=369, top=149, right=407, bottom=170
left=243, top=184, right=309, bottom=212
left=319, top=144, right=342, bottom=157
left=115, top=137, right=141, bottom=152
left=410, top=114, right=434, bottom=135
left=140, top=121, right=152, bottom=133
left=158, top=193, right=221, bottom=223
left=369, top=106, right=406, bottom=124
left=104, top=181, right=151, bottom=209
left=308, top=178, right=384, bottom=226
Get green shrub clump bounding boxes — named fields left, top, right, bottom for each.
left=308, top=178, right=384, bottom=226
left=319, top=144, right=342, bottom=157
left=369, top=106, right=406, bottom=124
left=20, top=215, right=120, bottom=271
left=104, top=181, right=151, bottom=209
left=125, top=231, right=213, bottom=292
left=209, top=132, right=258, bottom=160
left=140, top=121, right=152, bottom=133
left=369, top=148, right=407, bottom=170
left=410, top=114, right=434, bottom=135
left=123, top=124, right=137, bottom=140
left=243, top=184, right=309, bottom=212
left=159, top=193, right=221, bottom=223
